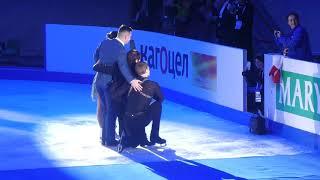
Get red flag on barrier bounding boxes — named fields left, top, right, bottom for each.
left=269, top=56, right=283, bottom=84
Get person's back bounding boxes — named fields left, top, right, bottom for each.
left=125, top=80, right=163, bottom=114
left=95, top=39, right=126, bottom=85
left=98, top=39, right=125, bottom=64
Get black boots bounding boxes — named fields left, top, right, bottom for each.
left=150, top=136, right=166, bottom=145
left=140, top=138, right=153, bottom=147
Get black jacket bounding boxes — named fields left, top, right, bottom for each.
left=125, top=77, right=164, bottom=114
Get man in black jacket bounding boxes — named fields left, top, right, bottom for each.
left=118, top=62, right=166, bottom=152
left=242, top=55, right=264, bottom=114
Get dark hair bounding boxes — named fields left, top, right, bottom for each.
left=286, top=12, right=299, bottom=22
left=118, top=24, right=133, bottom=34
left=127, top=49, right=141, bottom=73
left=107, top=31, right=117, bottom=39
left=255, top=55, right=264, bottom=63
left=135, top=62, right=148, bottom=76
left=127, top=50, right=141, bottom=65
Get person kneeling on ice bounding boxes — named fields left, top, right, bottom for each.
left=118, top=62, right=166, bottom=152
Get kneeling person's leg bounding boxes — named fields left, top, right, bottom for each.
left=147, top=101, right=166, bottom=144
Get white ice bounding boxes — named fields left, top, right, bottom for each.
left=0, top=80, right=315, bottom=174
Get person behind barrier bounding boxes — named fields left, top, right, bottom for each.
left=242, top=55, right=264, bottom=114
left=274, top=12, right=312, bottom=61
left=216, top=0, right=253, bottom=59
left=92, top=25, right=142, bottom=146
left=248, top=56, right=266, bottom=134
left=118, top=62, right=166, bottom=152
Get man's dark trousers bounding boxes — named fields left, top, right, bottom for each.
left=96, top=82, right=117, bottom=145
